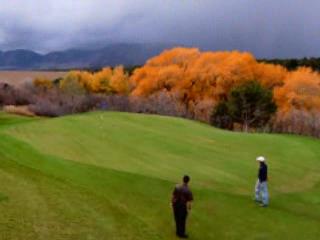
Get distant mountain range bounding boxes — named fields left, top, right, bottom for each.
left=0, top=43, right=175, bottom=70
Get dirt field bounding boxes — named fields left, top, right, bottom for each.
left=0, top=71, right=67, bottom=86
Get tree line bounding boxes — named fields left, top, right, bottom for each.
left=1, top=47, right=320, bottom=138
left=259, top=57, right=320, bottom=72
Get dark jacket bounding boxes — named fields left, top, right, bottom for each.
left=172, top=184, right=193, bottom=206
left=258, top=162, right=268, bottom=182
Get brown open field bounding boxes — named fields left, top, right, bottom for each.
left=0, top=71, right=67, bottom=86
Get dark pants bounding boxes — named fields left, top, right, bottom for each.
left=173, top=203, right=188, bottom=237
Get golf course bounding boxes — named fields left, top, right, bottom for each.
left=0, top=111, right=319, bottom=240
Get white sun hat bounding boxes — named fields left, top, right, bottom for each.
left=256, top=156, right=266, bottom=162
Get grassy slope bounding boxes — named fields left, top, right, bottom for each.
left=0, top=111, right=320, bottom=239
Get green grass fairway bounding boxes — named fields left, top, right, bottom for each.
left=0, top=111, right=320, bottom=239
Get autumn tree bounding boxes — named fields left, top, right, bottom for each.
left=273, top=67, right=320, bottom=137
left=59, top=71, right=87, bottom=95
left=130, top=48, right=286, bottom=121
left=25, top=47, right=320, bottom=137
left=58, top=67, right=130, bottom=95
left=33, top=77, right=53, bottom=91
left=109, top=66, right=130, bottom=95
left=274, top=67, right=320, bottom=112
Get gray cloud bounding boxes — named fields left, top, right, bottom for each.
left=0, top=0, right=319, bottom=58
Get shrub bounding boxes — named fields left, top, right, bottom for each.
left=211, top=81, right=277, bottom=131
left=272, top=110, right=320, bottom=138
left=0, top=83, right=34, bottom=106
left=210, top=101, right=233, bottom=130
left=129, top=91, right=189, bottom=118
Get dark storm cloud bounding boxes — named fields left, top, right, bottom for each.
left=0, top=0, right=319, bottom=58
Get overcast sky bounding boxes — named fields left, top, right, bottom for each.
left=0, top=0, right=319, bottom=58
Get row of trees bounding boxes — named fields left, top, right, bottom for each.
left=3, top=47, right=320, bottom=137
left=34, top=66, right=130, bottom=95
left=128, top=48, right=320, bottom=137
left=260, top=57, right=320, bottom=71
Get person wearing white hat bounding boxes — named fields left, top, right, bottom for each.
left=254, top=156, right=269, bottom=207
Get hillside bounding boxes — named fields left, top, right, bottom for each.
left=0, top=43, right=173, bottom=70
left=0, top=111, right=319, bottom=239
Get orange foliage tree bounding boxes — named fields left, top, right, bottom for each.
left=33, top=47, right=320, bottom=136
left=33, top=77, right=53, bottom=91
left=273, top=67, right=320, bottom=136
left=130, top=47, right=288, bottom=122
left=130, top=47, right=320, bottom=136
left=59, top=66, right=130, bottom=95
left=274, top=67, right=320, bottom=112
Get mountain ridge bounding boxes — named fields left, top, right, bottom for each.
left=0, top=43, right=175, bottom=70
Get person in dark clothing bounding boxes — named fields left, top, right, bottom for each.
left=255, top=156, right=269, bottom=207
left=171, top=175, right=193, bottom=238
